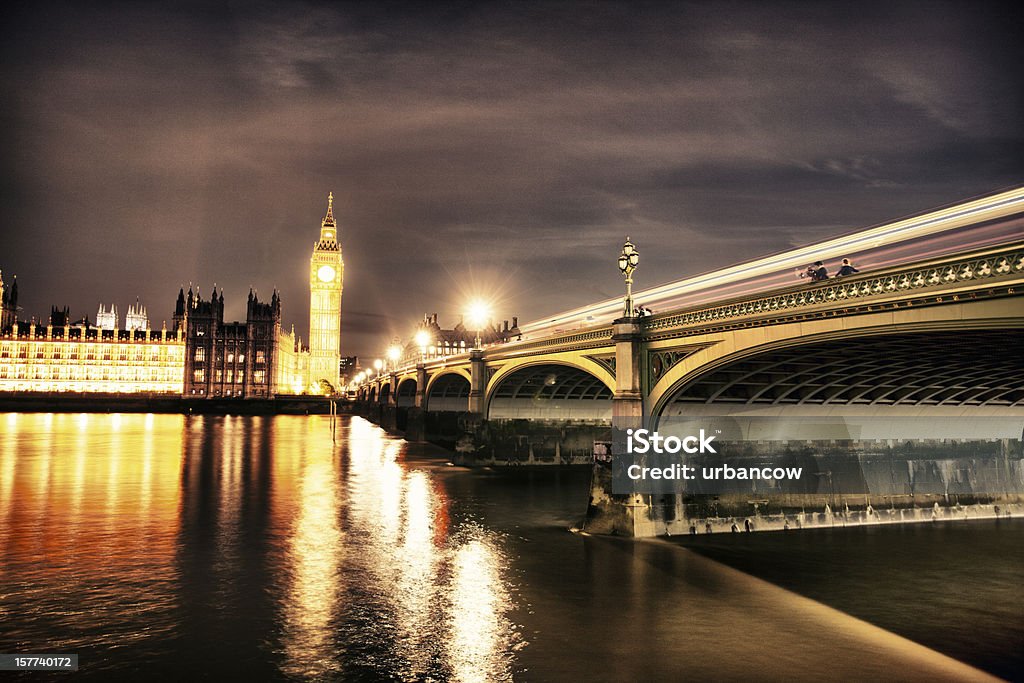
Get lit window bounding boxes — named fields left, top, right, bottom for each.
left=194, top=347, right=205, bottom=362
left=256, top=350, right=265, bottom=364
left=193, top=369, right=205, bottom=382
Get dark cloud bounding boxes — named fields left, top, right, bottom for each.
left=2, top=0, right=1021, bottom=359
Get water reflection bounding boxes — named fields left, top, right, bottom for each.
left=7, top=413, right=1001, bottom=680
left=0, top=413, right=183, bottom=668
left=340, top=418, right=518, bottom=681
left=0, top=413, right=522, bottom=680
left=448, top=534, right=517, bottom=683
left=281, top=435, right=343, bottom=678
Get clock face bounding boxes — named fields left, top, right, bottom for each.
left=317, top=265, right=336, bottom=283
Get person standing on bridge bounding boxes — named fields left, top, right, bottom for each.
left=836, top=258, right=860, bottom=277
left=797, top=261, right=829, bottom=281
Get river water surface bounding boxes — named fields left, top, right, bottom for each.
left=0, top=413, right=1020, bottom=681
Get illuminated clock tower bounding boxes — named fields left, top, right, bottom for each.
left=309, top=192, right=344, bottom=391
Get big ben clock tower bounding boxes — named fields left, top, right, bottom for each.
left=309, top=192, right=344, bottom=391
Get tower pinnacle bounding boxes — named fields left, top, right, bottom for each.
left=323, top=191, right=335, bottom=228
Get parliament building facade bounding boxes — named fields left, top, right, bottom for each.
left=0, top=195, right=344, bottom=398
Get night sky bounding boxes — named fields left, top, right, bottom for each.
left=2, top=1, right=1021, bottom=360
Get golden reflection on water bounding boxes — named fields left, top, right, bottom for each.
left=0, top=413, right=184, bottom=651
left=278, top=417, right=344, bottom=679
left=1, top=414, right=522, bottom=679
left=448, top=536, right=517, bottom=683
left=343, top=419, right=519, bottom=681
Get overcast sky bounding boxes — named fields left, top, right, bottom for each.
left=2, top=1, right=1021, bottom=359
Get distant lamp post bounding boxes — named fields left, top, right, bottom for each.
left=618, top=237, right=640, bottom=318
left=387, top=344, right=402, bottom=369
left=467, top=300, right=491, bottom=350
left=414, top=329, right=432, bottom=363
left=373, top=358, right=383, bottom=376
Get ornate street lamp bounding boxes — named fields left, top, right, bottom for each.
left=387, top=343, right=402, bottom=369
left=618, top=237, right=640, bottom=318
left=414, top=329, right=432, bottom=363
left=373, top=358, right=383, bottom=375
left=467, top=300, right=491, bottom=350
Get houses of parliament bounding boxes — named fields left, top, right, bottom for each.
left=0, top=195, right=345, bottom=397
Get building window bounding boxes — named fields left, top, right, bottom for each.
left=256, top=350, right=265, bottom=364
left=254, top=370, right=265, bottom=383
left=215, top=369, right=222, bottom=382
left=238, top=353, right=245, bottom=363
left=193, top=369, right=205, bottom=383
left=194, top=347, right=205, bottom=362
left=226, top=370, right=233, bottom=384
left=227, top=352, right=234, bottom=363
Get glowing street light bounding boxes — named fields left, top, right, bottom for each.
left=387, top=344, right=402, bottom=368
left=414, top=329, right=432, bottom=363
left=467, top=299, right=491, bottom=350
left=618, top=237, right=640, bottom=318
left=373, top=358, right=383, bottom=375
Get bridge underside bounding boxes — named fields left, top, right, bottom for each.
left=427, top=374, right=470, bottom=412
left=396, top=379, right=417, bottom=408
left=488, top=364, right=612, bottom=420
left=662, top=330, right=1024, bottom=418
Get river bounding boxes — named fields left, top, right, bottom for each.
left=0, top=413, right=1019, bottom=681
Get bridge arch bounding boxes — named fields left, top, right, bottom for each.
left=648, top=298, right=1024, bottom=423
left=425, top=370, right=472, bottom=412
left=368, top=386, right=377, bottom=404
left=651, top=326, right=1024, bottom=428
left=485, top=361, right=614, bottom=420
left=378, top=382, right=391, bottom=405
left=396, top=378, right=418, bottom=408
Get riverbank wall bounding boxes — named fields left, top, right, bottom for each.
left=582, top=438, right=1024, bottom=536
left=0, top=392, right=347, bottom=415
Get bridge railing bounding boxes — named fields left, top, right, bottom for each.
left=645, top=243, right=1024, bottom=333
left=371, top=243, right=1023, bottom=382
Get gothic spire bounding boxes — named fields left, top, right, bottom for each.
left=322, top=191, right=335, bottom=229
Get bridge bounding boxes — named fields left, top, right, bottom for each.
left=356, top=187, right=1024, bottom=535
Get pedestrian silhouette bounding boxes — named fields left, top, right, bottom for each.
left=797, top=261, right=829, bottom=281
left=836, top=258, right=859, bottom=276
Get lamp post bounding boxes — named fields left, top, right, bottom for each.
left=387, top=343, right=402, bottom=370
left=467, top=300, right=491, bottom=351
left=618, top=237, right=640, bottom=318
left=414, top=329, right=431, bottom=363
left=373, top=358, right=383, bottom=376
